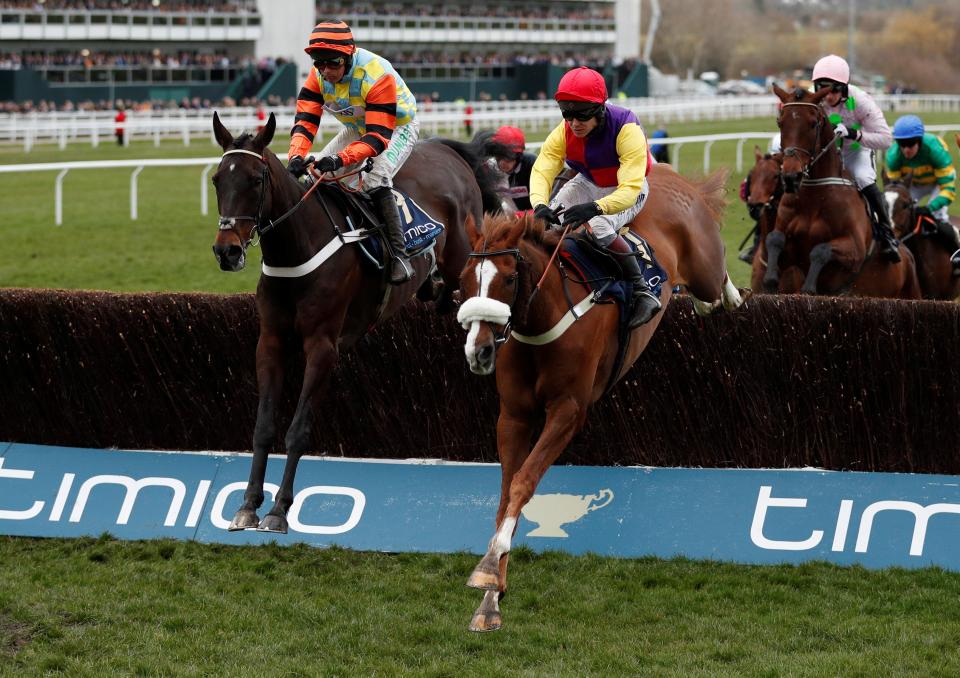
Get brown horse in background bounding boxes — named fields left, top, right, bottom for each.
left=884, top=177, right=960, bottom=300
left=210, top=112, right=497, bottom=533
left=455, top=163, right=744, bottom=632
left=765, top=85, right=919, bottom=299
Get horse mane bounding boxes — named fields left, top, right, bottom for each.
left=478, top=211, right=562, bottom=251
left=429, top=136, right=505, bottom=214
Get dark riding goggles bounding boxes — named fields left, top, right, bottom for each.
left=813, top=79, right=843, bottom=93
left=313, top=56, right=346, bottom=70
left=896, top=137, right=922, bottom=148
left=558, top=102, right=603, bottom=122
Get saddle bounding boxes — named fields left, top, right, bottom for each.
left=559, top=231, right=667, bottom=326
left=310, top=181, right=445, bottom=271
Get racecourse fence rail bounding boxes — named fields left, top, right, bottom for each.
left=1, top=289, right=957, bottom=472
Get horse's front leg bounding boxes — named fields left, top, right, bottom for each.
left=801, top=242, right=834, bottom=294
left=468, top=395, right=586, bottom=631
left=468, top=411, right=533, bottom=632
left=762, top=231, right=785, bottom=292
left=258, top=334, right=338, bottom=533
left=229, top=332, right=285, bottom=530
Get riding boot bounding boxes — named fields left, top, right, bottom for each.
left=738, top=229, right=760, bottom=263
left=932, top=218, right=960, bottom=276
left=371, top=186, right=414, bottom=285
left=606, top=236, right=662, bottom=329
left=862, top=183, right=901, bottom=263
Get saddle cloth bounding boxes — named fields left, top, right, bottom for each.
left=559, top=231, right=667, bottom=325
left=318, top=184, right=445, bottom=270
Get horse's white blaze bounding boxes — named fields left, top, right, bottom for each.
left=230, top=163, right=236, bottom=172
left=464, top=321, right=482, bottom=363
left=493, top=516, right=516, bottom=555
left=476, top=259, right=498, bottom=298
left=884, top=191, right=898, bottom=221
left=460, top=259, right=508, bottom=369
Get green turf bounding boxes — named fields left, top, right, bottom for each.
left=1, top=536, right=959, bottom=676
left=3, top=112, right=957, bottom=291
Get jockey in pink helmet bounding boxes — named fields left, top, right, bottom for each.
left=529, top=67, right=660, bottom=329
left=484, top=126, right=537, bottom=211
left=811, top=54, right=900, bottom=262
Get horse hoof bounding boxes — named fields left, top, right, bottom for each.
left=257, top=514, right=288, bottom=534
left=466, top=553, right=501, bottom=590
left=468, top=609, right=502, bottom=633
left=228, top=510, right=261, bottom=531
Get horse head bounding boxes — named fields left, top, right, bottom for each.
left=211, top=111, right=277, bottom=271
left=882, top=179, right=916, bottom=240
left=773, top=84, right=833, bottom=193
left=746, top=148, right=782, bottom=220
left=457, top=212, right=541, bottom=375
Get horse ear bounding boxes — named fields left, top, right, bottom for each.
left=754, top=145, right=763, bottom=162
left=212, top=111, right=234, bottom=150
left=465, top=213, right=484, bottom=249
left=881, top=168, right=890, bottom=186
left=772, top=83, right=789, bottom=102
left=253, top=112, right=276, bottom=151
left=811, top=87, right=831, bottom=104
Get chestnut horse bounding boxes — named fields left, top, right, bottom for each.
left=455, top=163, right=744, bottom=632
left=884, top=177, right=960, bottom=300
left=211, top=112, right=496, bottom=533
left=765, top=85, right=920, bottom=298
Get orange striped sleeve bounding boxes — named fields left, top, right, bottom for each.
left=288, top=69, right=324, bottom=159
left=338, top=74, right=398, bottom=166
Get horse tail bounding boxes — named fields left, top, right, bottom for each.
left=429, top=136, right=504, bottom=215
left=695, top=167, right=730, bottom=228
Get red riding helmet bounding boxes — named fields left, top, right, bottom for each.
left=491, top=126, right=526, bottom=155
left=555, top=67, right=607, bottom=103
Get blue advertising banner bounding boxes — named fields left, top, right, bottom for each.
left=3, top=442, right=960, bottom=571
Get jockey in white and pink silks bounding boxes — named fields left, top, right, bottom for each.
left=812, top=54, right=900, bottom=262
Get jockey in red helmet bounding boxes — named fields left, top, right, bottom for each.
left=287, top=19, right=420, bottom=284
left=485, top=125, right=537, bottom=211
left=529, top=67, right=660, bottom=329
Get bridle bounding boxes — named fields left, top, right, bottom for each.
left=778, top=102, right=836, bottom=182
left=746, top=158, right=783, bottom=220
left=215, top=149, right=372, bottom=256
left=466, top=247, right=524, bottom=345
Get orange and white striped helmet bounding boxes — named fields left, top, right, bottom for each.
left=305, top=20, right=355, bottom=57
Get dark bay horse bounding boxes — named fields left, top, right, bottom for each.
left=765, top=85, right=920, bottom=299
left=455, top=163, right=744, bottom=632
left=884, top=177, right=960, bottom=300
left=211, top=112, right=495, bottom=533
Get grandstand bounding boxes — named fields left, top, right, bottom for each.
left=0, top=0, right=643, bottom=108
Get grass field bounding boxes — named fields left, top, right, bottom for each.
left=4, top=112, right=960, bottom=674
left=3, top=112, right=958, bottom=292
left=2, top=536, right=960, bottom=676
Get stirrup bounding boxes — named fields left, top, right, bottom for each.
left=389, top=255, right=414, bottom=285
left=628, top=290, right=662, bottom=329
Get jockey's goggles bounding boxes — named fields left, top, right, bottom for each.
left=313, top=56, right=346, bottom=69
left=813, top=79, right=843, bottom=93
left=896, top=137, right=921, bottom=148
left=558, top=102, right=602, bottom=122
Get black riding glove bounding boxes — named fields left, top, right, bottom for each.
left=315, top=155, right=343, bottom=173
left=533, top=203, right=560, bottom=226
left=562, top=201, right=602, bottom=227
left=915, top=205, right=933, bottom=219
left=287, top=155, right=311, bottom=177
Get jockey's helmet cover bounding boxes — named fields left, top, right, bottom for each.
left=305, top=20, right=356, bottom=57
left=811, top=54, right=850, bottom=85
left=492, top=126, right=526, bottom=155
left=555, top=67, right=607, bottom=103
left=892, top=115, right=925, bottom=140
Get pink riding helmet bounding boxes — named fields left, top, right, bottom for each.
left=811, top=54, right=850, bottom=85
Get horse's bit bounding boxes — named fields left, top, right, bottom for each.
left=467, top=247, right=524, bottom=345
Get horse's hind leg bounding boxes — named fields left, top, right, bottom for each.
left=259, top=335, right=338, bottom=533
left=763, top=231, right=785, bottom=292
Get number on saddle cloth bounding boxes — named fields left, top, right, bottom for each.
left=355, top=187, right=447, bottom=266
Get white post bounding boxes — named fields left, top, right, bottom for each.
left=704, top=140, right=714, bottom=174
left=674, top=142, right=684, bottom=173
left=200, top=164, right=215, bottom=216
left=736, top=138, right=746, bottom=173
left=54, top=168, right=69, bottom=226
left=92, top=125, right=99, bottom=148
left=130, top=166, right=144, bottom=220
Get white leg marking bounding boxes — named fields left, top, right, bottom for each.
left=492, top=516, right=517, bottom=555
